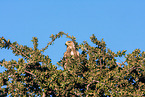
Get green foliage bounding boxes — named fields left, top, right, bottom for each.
left=0, top=32, right=145, bottom=96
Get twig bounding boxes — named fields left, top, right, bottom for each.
left=10, top=44, right=30, bottom=59
left=24, top=70, right=36, bottom=77
left=2, top=37, right=30, bottom=59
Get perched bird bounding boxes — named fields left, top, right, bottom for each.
left=63, top=41, right=79, bottom=69
left=64, top=41, right=79, bottom=59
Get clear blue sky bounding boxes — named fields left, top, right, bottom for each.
left=0, top=1, right=145, bottom=72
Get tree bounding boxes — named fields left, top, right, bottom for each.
left=0, top=32, right=145, bottom=97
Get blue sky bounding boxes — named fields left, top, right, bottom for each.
left=0, top=1, right=145, bottom=72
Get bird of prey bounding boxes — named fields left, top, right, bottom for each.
left=63, top=41, right=79, bottom=69
left=64, top=41, right=79, bottom=59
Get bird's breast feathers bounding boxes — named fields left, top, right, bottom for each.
left=71, top=51, right=74, bottom=55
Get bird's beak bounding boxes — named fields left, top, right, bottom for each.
left=65, top=42, right=68, bottom=46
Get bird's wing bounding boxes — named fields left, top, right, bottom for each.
left=77, top=51, right=79, bottom=56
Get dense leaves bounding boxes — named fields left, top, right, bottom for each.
left=0, top=32, right=145, bottom=96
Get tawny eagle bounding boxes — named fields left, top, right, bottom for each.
left=63, top=41, right=79, bottom=69
left=64, top=41, right=79, bottom=59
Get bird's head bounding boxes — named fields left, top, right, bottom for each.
left=65, top=41, right=75, bottom=48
